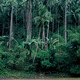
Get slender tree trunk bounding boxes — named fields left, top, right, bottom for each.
left=16, top=8, right=17, bottom=28
left=43, top=25, right=45, bottom=43
left=26, top=1, right=29, bottom=42
left=46, top=21, right=49, bottom=50
left=26, top=0, right=32, bottom=42
left=58, top=22, right=59, bottom=46
left=47, top=22, right=49, bottom=43
left=50, top=6, right=51, bottom=13
left=68, top=3, right=71, bottom=40
left=56, top=7, right=58, bottom=28
left=41, top=0, right=43, bottom=4
left=33, top=27, right=41, bottom=64
left=52, top=18, right=54, bottom=35
left=2, top=18, right=5, bottom=36
left=69, top=3, right=71, bottom=41
left=23, top=10, right=25, bottom=39
left=64, top=0, right=67, bottom=44
left=9, top=0, right=14, bottom=49
left=42, top=23, right=45, bottom=49
left=23, top=11, right=24, bottom=28
left=29, top=0, right=32, bottom=38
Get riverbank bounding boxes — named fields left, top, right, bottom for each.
left=0, top=70, right=76, bottom=79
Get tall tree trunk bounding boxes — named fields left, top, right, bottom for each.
left=67, top=3, right=71, bottom=40
left=26, top=0, right=32, bottom=42
left=23, top=10, right=25, bottom=39
left=2, top=18, right=5, bottom=36
left=46, top=21, right=49, bottom=51
left=50, top=6, right=51, bottom=13
left=56, top=7, right=58, bottom=29
left=26, top=1, right=29, bottom=42
left=42, top=23, right=45, bottom=49
left=47, top=22, right=49, bottom=40
left=64, top=0, right=67, bottom=44
left=16, top=8, right=17, bottom=28
left=33, top=27, right=41, bottom=64
left=9, top=0, right=14, bottom=49
left=52, top=18, right=54, bottom=35
left=58, top=22, right=59, bottom=46
left=29, top=0, right=32, bottom=39
left=41, top=0, right=43, bottom=4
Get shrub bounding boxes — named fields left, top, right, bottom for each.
left=35, top=50, right=52, bottom=71
left=7, top=48, right=29, bottom=70
left=70, top=65, right=80, bottom=75
left=0, top=49, right=7, bottom=70
left=54, top=52, right=70, bottom=72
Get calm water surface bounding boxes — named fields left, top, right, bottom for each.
left=2, top=78, right=80, bottom=80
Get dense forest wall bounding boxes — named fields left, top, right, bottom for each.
left=0, top=0, right=80, bottom=76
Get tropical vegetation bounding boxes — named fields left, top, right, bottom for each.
left=0, top=0, right=80, bottom=77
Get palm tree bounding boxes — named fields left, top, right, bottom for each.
left=47, top=0, right=59, bottom=35
left=47, top=0, right=59, bottom=12
left=67, top=0, right=80, bottom=39
left=9, top=0, right=14, bottom=49
left=33, top=4, right=52, bottom=64
left=45, top=11, right=52, bottom=50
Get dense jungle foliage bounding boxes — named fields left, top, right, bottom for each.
left=0, top=0, right=80, bottom=77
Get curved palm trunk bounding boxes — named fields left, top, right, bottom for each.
left=33, top=27, right=41, bottom=64
left=9, top=0, right=14, bottom=49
